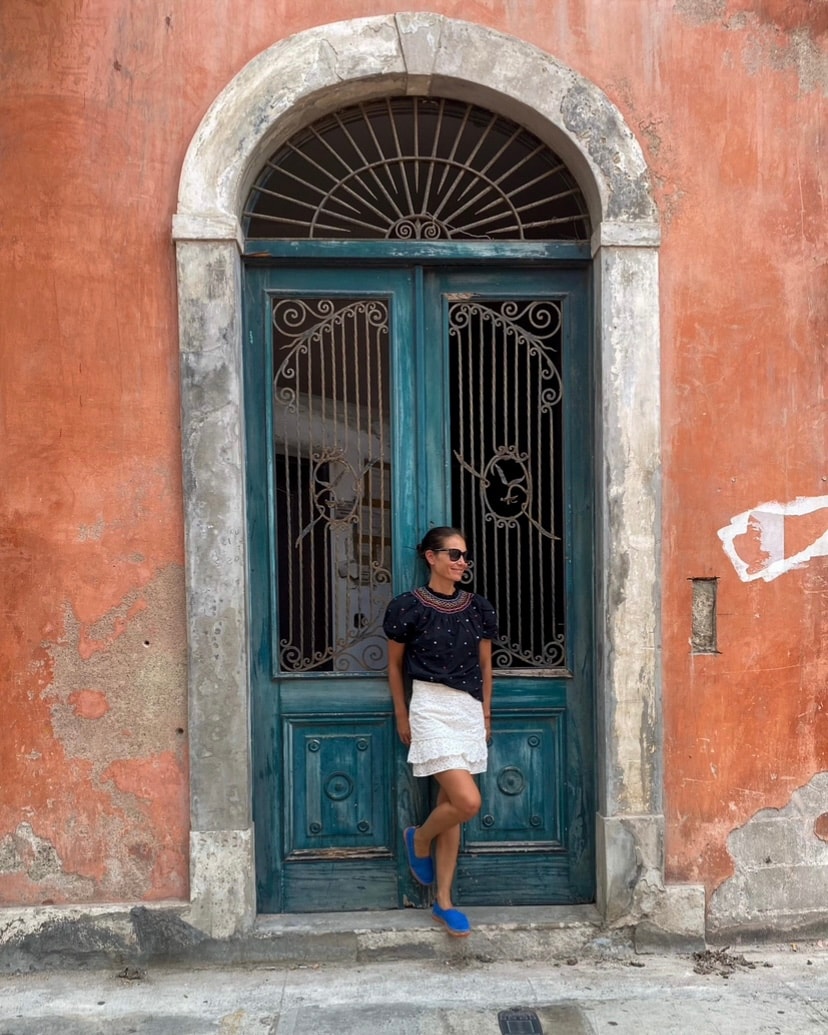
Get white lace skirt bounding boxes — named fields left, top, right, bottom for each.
left=407, top=679, right=488, bottom=777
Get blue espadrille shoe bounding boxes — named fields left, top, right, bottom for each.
left=403, top=826, right=434, bottom=885
left=432, top=902, right=471, bottom=937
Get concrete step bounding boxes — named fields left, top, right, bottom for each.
left=225, top=905, right=609, bottom=967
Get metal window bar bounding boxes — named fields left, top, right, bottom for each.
left=244, top=97, right=590, bottom=242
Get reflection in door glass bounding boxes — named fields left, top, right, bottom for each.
left=271, top=296, right=392, bottom=673
left=450, top=298, right=566, bottom=670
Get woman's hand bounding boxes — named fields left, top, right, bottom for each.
left=480, top=640, right=493, bottom=743
left=396, top=712, right=412, bottom=746
left=387, top=641, right=410, bottom=745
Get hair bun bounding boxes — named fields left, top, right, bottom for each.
left=417, top=526, right=464, bottom=559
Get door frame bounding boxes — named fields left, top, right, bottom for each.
left=244, top=262, right=595, bottom=912
left=173, top=14, right=683, bottom=940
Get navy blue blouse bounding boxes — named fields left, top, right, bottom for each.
left=383, top=585, right=498, bottom=700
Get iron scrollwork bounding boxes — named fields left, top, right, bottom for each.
left=450, top=298, right=566, bottom=670
left=272, top=297, right=392, bottom=674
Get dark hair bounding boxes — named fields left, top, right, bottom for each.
left=416, top=526, right=465, bottom=559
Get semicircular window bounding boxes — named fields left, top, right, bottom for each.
left=243, top=97, right=590, bottom=242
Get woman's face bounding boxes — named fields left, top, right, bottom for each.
left=426, top=534, right=469, bottom=584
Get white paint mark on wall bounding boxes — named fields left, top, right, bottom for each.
left=718, top=495, right=828, bottom=582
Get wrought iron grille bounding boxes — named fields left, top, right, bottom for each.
left=272, top=296, right=393, bottom=673
left=244, top=97, right=590, bottom=242
left=450, top=298, right=566, bottom=669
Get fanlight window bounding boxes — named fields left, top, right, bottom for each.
left=244, top=97, right=590, bottom=242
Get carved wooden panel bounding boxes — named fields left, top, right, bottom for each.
left=284, top=717, right=392, bottom=856
left=466, top=713, right=564, bottom=848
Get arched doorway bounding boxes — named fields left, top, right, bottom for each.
left=174, top=14, right=662, bottom=935
left=243, top=96, right=594, bottom=911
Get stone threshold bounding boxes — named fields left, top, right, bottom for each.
left=242, top=905, right=609, bottom=966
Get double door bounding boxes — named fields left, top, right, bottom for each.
left=244, top=264, right=594, bottom=912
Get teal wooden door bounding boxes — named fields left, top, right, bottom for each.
left=244, top=264, right=594, bottom=912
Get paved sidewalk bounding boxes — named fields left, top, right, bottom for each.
left=2, top=943, right=828, bottom=1034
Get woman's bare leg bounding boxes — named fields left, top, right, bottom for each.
left=432, top=786, right=461, bottom=909
left=413, top=770, right=481, bottom=908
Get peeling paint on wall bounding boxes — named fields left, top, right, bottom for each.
left=717, top=495, right=828, bottom=582
left=0, top=567, right=189, bottom=906
left=675, top=0, right=828, bottom=93
left=0, top=823, right=94, bottom=900
left=709, top=772, right=828, bottom=935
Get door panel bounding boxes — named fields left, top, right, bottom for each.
left=282, top=712, right=395, bottom=911
left=423, top=270, right=594, bottom=905
left=244, top=264, right=593, bottom=912
left=469, top=712, right=565, bottom=848
left=246, top=267, right=420, bottom=912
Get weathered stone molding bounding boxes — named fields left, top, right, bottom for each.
left=175, top=14, right=657, bottom=235
left=172, top=12, right=684, bottom=940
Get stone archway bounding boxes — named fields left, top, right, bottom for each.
left=173, top=13, right=672, bottom=938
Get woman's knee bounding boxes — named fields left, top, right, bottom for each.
left=453, top=785, right=481, bottom=821
left=436, top=772, right=482, bottom=821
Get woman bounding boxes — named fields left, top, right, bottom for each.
left=383, top=527, right=498, bottom=937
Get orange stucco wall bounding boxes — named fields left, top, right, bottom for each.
left=1, top=0, right=825, bottom=906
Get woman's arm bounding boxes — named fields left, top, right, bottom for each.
left=479, top=639, right=493, bottom=740
left=387, top=640, right=411, bottom=746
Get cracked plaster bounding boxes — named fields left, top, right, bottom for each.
left=709, top=772, right=828, bottom=936
left=1, top=567, right=189, bottom=906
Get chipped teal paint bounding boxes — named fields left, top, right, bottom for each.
left=244, top=260, right=594, bottom=912
left=244, top=241, right=590, bottom=263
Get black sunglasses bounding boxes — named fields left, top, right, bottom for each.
left=433, top=548, right=471, bottom=562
